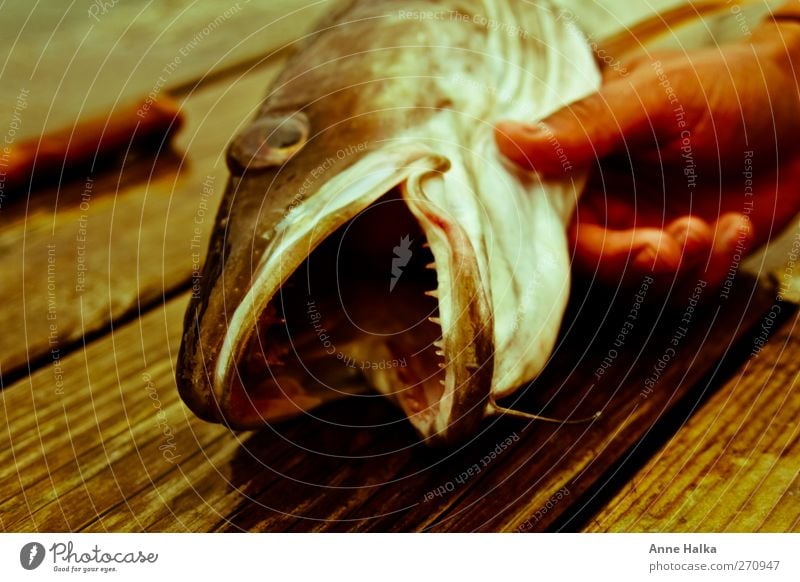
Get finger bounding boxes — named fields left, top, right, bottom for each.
left=703, top=212, right=754, bottom=287
left=495, top=72, right=659, bottom=177
left=570, top=222, right=682, bottom=283
left=665, top=215, right=714, bottom=271
left=579, top=186, right=637, bottom=229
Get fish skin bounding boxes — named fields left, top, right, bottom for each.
left=177, top=0, right=600, bottom=444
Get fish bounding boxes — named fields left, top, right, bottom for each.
left=176, top=0, right=602, bottom=445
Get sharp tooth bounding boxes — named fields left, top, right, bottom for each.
left=465, top=363, right=479, bottom=371
left=437, top=362, right=446, bottom=369
left=439, top=380, right=446, bottom=386
left=422, top=241, right=430, bottom=249
left=424, top=289, right=438, bottom=298
left=428, top=316, right=441, bottom=325
left=435, top=350, right=445, bottom=357
left=433, top=339, right=444, bottom=348
left=425, top=262, right=436, bottom=270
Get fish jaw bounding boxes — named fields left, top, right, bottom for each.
left=392, top=168, right=495, bottom=444
left=178, top=141, right=495, bottom=443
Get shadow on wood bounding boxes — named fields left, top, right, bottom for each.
left=206, top=273, right=782, bottom=531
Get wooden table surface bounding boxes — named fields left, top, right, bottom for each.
left=1, top=1, right=798, bottom=533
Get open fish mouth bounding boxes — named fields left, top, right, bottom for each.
left=208, top=145, right=494, bottom=444
left=177, top=0, right=602, bottom=445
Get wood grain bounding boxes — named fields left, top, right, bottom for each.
left=0, top=58, right=284, bottom=383
left=0, top=272, right=787, bottom=532
left=585, top=315, right=800, bottom=532
left=0, top=295, right=218, bottom=531
left=2, top=0, right=798, bottom=534
left=0, top=0, right=326, bottom=140
left=403, top=279, right=787, bottom=532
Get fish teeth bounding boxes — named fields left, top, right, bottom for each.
left=435, top=350, right=445, bottom=357
left=425, top=262, right=436, bottom=270
left=422, top=242, right=430, bottom=249
left=433, top=339, right=444, bottom=349
left=428, top=316, right=441, bottom=325
left=437, top=362, right=446, bottom=369
left=424, top=289, right=439, bottom=298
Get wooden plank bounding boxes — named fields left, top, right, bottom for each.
left=585, top=315, right=800, bottom=532
left=2, top=0, right=799, bottom=534
left=0, top=0, right=778, bottom=150
left=0, top=276, right=788, bottom=531
left=351, top=278, right=786, bottom=532
left=0, top=57, right=284, bottom=383
left=0, top=0, right=327, bottom=140
left=0, top=295, right=224, bottom=531
left=0, top=291, right=420, bottom=532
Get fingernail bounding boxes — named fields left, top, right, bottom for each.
left=724, top=217, right=752, bottom=252
left=522, top=121, right=549, bottom=136
left=632, top=245, right=658, bottom=272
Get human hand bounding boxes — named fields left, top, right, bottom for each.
left=495, top=18, right=800, bottom=288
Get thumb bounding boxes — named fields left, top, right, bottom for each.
left=495, top=74, right=659, bottom=176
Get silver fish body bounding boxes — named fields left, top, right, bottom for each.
left=177, top=0, right=600, bottom=444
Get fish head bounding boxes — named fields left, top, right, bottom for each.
left=176, top=0, right=601, bottom=445
left=177, top=104, right=495, bottom=445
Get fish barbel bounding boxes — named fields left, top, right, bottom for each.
left=176, top=0, right=600, bottom=444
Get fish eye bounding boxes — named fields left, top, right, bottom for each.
left=267, top=122, right=304, bottom=149
left=227, top=112, right=309, bottom=173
